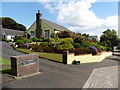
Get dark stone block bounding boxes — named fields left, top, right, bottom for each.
left=11, top=54, right=40, bottom=78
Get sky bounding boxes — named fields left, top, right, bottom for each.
left=1, top=0, right=119, bottom=38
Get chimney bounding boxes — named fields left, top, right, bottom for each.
left=36, top=10, right=42, bottom=38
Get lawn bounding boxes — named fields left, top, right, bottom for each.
left=17, top=48, right=63, bottom=63
left=0, top=57, right=11, bottom=66
left=0, top=57, right=11, bottom=71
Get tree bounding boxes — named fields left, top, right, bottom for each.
left=100, top=29, right=119, bottom=50
left=82, top=33, right=89, bottom=38
left=1, top=17, right=26, bottom=31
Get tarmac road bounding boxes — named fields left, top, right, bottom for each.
left=1, top=41, right=120, bottom=88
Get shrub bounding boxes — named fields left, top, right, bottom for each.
left=51, top=33, right=58, bottom=38
left=91, top=42, right=102, bottom=52
left=69, top=48, right=97, bottom=55
left=29, top=44, right=40, bottom=51
left=18, top=43, right=24, bottom=48
left=35, top=46, right=44, bottom=52
left=37, top=39, right=42, bottom=42
left=73, top=43, right=81, bottom=48
left=49, top=38, right=55, bottom=42
left=42, top=38, right=50, bottom=42
left=56, top=31, right=70, bottom=38
left=14, top=35, right=22, bottom=42
left=16, top=40, right=24, bottom=45
left=31, top=37, right=38, bottom=42
left=74, top=36, right=93, bottom=47
left=105, top=47, right=112, bottom=51
left=117, top=46, right=120, bottom=50
left=40, top=42, right=49, bottom=46
left=57, top=40, right=74, bottom=50
left=23, top=39, right=31, bottom=43
left=64, top=38, right=74, bottom=44
left=117, top=43, right=120, bottom=50
left=22, top=43, right=28, bottom=47
left=74, top=36, right=83, bottom=44
left=43, top=46, right=55, bottom=53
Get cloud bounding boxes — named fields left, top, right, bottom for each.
left=42, top=0, right=118, bottom=36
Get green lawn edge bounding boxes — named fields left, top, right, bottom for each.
left=0, top=57, right=11, bottom=66
left=0, top=57, right=11, bottom=71
left=16, top=48, right=63, bottom=63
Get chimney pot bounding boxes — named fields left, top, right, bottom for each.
left=38, top=10, right=40, bottom=13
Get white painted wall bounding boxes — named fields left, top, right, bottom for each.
left=7, top=35, right=14, bottom=41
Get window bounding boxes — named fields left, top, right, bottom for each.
left=45, top=30, right=50, bottom=38
left=31, top=31, right=34, bottom=37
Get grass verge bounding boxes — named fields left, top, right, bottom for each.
left=0, top=57, right=11, bottom=71
left=0, top=57, right=11, bottom=66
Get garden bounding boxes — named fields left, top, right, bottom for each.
left=13, top=31, right=112, bottom=57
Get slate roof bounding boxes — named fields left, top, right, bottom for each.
left=1, top=28, right=25, bottom=36
left=42, top=19, right=71, bottom=32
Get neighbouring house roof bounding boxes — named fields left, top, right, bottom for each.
left=89, top=35, right=98, bottom=41
left=42, top=19, right=71, bottom=32
left=1, top=28, right=25, bottom=36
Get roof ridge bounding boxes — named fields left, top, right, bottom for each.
left=42, top=18, right=70, bottom=31
left=2, top=28, right=25, bottom=32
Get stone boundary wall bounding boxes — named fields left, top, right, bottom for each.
left=65, top=51, right=112, bottom=64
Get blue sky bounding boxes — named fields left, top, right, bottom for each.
left=1, top=1, right=118, bottom=37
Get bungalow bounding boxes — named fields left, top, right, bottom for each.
left=27, top=10, right=71, bottom=38
left=0, top=25, right=25, bottom=41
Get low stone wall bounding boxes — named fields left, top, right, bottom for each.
left=66, top=51, right=112, bottom=64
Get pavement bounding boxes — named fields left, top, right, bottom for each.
left=83, top=66, right=118, bottom=88
left=1, top=41, right=120, bottom=88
